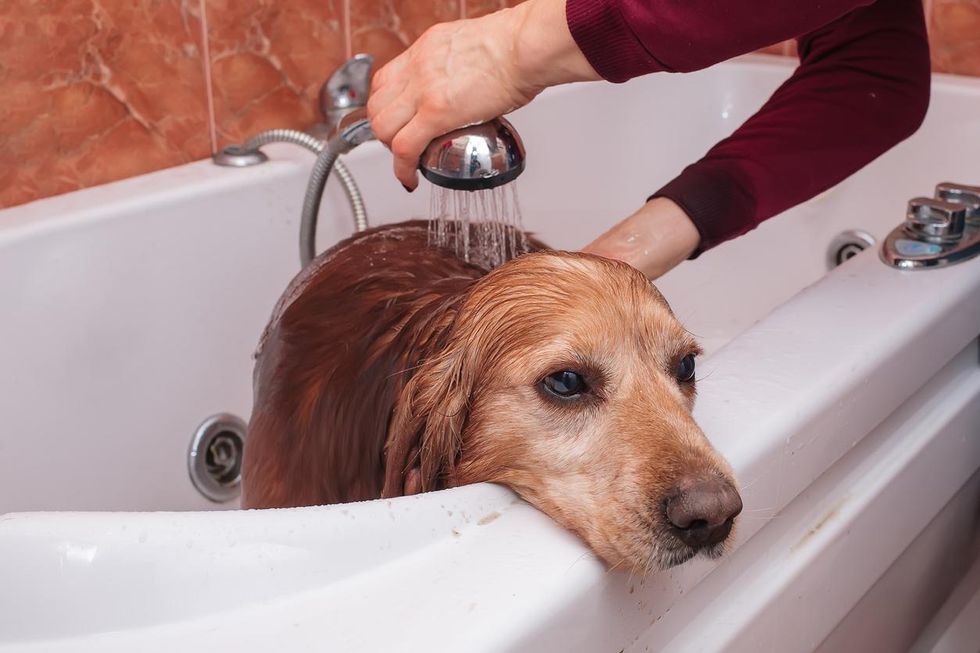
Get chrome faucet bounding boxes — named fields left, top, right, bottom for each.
left=312, top=54, right=375, bottom=139
left=881, top=182, right=980, bottom=269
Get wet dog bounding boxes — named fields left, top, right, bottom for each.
left=243, top=220, right=741, bottom=570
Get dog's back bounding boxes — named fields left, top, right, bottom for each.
left=244, top=220, right=504, bottom=508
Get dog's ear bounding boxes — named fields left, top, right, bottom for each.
left=382, top=340, right=475, bottom=498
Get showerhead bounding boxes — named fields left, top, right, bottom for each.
left=330, top=110, right=526, bottom=192
left=418, top=117, right=526, bottom=191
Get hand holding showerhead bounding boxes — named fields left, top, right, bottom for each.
left=365, top=0, right=600, bottom=190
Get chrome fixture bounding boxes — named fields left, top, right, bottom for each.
left=212, top=144, right=268, bottom=167
left=936, top=182, right=980, bottom=219
left=188, top=413, right=247, bottom=503
left=827, top=229, right=876, bottom=270
left=300, top=106, right=377, bottom=267
left=881, top=182, right=980, bottom=269
left=315, top=53, right=374, bottom=137
left=418, top=117, right=526, bottom=191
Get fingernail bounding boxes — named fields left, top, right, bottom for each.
left=401, top=183, right=414, bottom=193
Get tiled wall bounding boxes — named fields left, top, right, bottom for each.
left=1, top=0, right=977, bottom=209
left=758, top=0, right=980, bottom=74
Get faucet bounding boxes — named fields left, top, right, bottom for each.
left=881, top=182, right=980, bottom=269
left=311, top=54, right=375, bottom=140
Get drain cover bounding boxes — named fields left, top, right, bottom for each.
left=188, top=413, right=247, bottom=502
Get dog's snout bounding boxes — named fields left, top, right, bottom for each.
left=665, top=476, right=742, bottom=549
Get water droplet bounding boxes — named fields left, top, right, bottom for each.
left=427, top=183, right=529, bottom=268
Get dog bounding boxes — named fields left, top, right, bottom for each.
left=242, top=219, right=741, bottom=570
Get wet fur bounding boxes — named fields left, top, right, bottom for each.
left=243, top=220, right=737, bottom=570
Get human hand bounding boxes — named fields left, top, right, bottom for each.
left=366, top=0, right=599, bottom=190
left=583, top=198, right=701, bottom=279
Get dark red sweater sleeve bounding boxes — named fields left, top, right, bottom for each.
left=566, top=0, right=930, bottom=254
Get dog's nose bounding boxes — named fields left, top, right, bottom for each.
left=665, top=476, right=742, bottom=549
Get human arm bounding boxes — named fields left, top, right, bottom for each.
left=581, top=0, right=931, bottom=271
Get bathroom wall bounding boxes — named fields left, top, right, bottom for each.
left=1, top=0, right=978, bottom=210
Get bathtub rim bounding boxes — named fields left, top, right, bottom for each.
left=2, top=52, right=980, bottom=651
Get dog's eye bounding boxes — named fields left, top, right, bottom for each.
left=542, top=371, right=588, bottom=398
left=676, top=354, right=696, bottom=383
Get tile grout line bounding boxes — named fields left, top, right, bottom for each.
left=197, top=0, right=218, bottom=154
left=344, top=0, right=352, bottom=59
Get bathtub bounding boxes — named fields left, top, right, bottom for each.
left=1, top=55, right=978, bottom=652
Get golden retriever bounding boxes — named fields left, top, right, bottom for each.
left=243, top=220, right=741, bottom=570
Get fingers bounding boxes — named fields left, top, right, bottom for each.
left=364, top=11, right=539, bottom=190
left=374, top=97, right=462, bottom=190
left=391, top=114, right=448, bottom=190
left=367, top=54, right=408, bottom=124
left=369, top=97, right=417, bottom=147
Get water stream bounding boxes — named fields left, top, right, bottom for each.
left=427, top=183, right=529, bottom=270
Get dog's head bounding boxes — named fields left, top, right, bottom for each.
left=384, top=251, right=741, bottom=571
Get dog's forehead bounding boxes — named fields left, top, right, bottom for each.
left=514, top=252, right=650, bottom=292
left=481, top=252, right=693, bottom=349
left=563, top=257, right=693, bottom=350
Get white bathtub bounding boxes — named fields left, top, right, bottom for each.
left=1, top=55, right=978, bottom=652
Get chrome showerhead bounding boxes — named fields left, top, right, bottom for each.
left=330, top=111, right=526, bottom=192
left=418, top=116, right=526, bottom=191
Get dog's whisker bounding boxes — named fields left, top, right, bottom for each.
left=696, top=368, right=718, bottom=382
left=736, top=475, right=765, bottom=491
left=605, top=557, right=627, bottom=576
left=565, top=550, right=600, bottom=574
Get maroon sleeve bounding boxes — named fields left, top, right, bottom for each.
left=566, top=0, right=931, bottom=255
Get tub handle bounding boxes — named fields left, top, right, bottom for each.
left=904, top=198, right=967, bottom=243
left=935, top=182, right=980, bottom=222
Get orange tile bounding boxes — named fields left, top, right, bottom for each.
left=394, top=0, right=459, bottom=41
left=205, top=0, right=347, bottom=147
left=0, top=0, right=211, bottom=209
left=465, top=0, right=505, bottom=18
left=349, top=0, right=406, bottom=71
left=350, top=0, right=459, bottom=72
left=930, top=0, right=980, bottom=76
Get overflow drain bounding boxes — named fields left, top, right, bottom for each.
left=827, top=230, right=876, bottom=270
left=188, top=413, right=247, bottom=502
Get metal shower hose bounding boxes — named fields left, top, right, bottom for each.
left=242, top=129, right=368, bottom=267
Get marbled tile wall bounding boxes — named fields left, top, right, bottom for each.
left=1, top=0, right=977, bottom=209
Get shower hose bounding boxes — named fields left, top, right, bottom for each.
left=242, top=128, right=368, bottom=268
